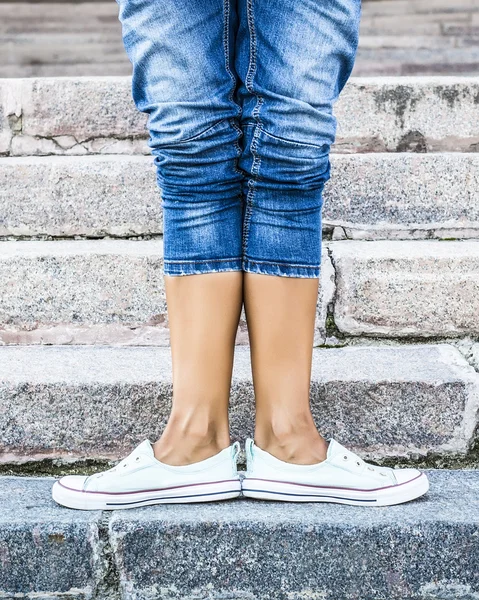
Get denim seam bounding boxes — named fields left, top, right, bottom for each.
left=223, top=0, right=244, bottom=176
left=243, top=257, right=320, bottom=269
left=242, top=123, right=331, bottom=151
left=164, top=257, right=243, bottom=265
left=242, top=0, right=264, bottom=256
left=157, top=118, right=231, bottom=147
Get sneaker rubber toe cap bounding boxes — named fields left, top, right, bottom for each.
left=393, top=468, right=425, bottom=486
left=55, top=475, right=89, bottom=492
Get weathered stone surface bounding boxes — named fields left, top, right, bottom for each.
left=325, top=153, right=479, bottom=239
left=330, top=240, right=479, bottom=337
left=0, top=477, right=103, bottom=598
left=3, top=153, right=479, bottom=239
left=2, top=0, right=479, bottom=78
left=1, top=344, right=477, bottom=462
left=0, top=239, right=169, bottom=345
left=1, top=77, right=479, bottom=154
left=109, top=470, right=479, bottom=600
left=18, top=77, right=145, bottom=150
left=0, top=239, right=331, bottom=345
left=335, top=77, right=479, bottom=152
left=0, top=156, right=161, bottom=237
left=1, top=472, right=479, bottom=599
left=353, top=47, right=479, bottom=77
left=0, top=79, right=21, bottom=155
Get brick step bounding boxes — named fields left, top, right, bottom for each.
left=1, top=77, right=479, bottom=156
left=1, top=239, right=479, bottom=343
left=2, top=154, right=479, bottom=240
left=1, top=471, right=479, bottom=599
left=1, top=344, right=478, bottom=462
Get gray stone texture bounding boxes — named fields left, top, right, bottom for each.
left=1, top=344, right=478, bottom=462
left=0, top=156, right=161, bottom=237
left=3, top=153, right=479, bottom=239
left=2, top=77, right=479, bottom=155
left=0, top=477, right=103, bottom=598
left=108, top=470, right=479, bottom=600
left=3, top=0, right=479, bottom=78
left=0, top=238, right=331, bottom=346
left=325, top=153, right=479, bottom=239
left=16, top=77, right=147, bottom=155
left=0, top=239, right=168, bottom=346
left=330, top=240, right=479, bottom=337
left=1, top=472, right=479, bottom=599
left=0, top=79, right=20, bottom=155
left=335, top=77, right=479, bottom=152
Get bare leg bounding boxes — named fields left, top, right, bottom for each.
left=153, top=271, right=243, bottom=465
left=244, top=272, right=328, bottom=465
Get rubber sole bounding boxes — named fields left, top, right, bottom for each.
left=52, top=479, right=242, bottom=510
left=241, top=473, right=430, bottom=506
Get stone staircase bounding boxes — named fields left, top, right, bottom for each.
left=1, top=76, right=479, bottom=598
left=2, top=0, right=479, bottom=77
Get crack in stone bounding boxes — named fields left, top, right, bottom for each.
left=92, top=512, right=122, bottom=600
left=324, top=245, right=341, bottom=340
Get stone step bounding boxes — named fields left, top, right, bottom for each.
left=1, top=343, right=478, bottom=463
left=361, top=0, right=479, bottom=17
left=2, top=471, right=479, bottom=599
left=2, top=239, right=479, bottom=343
left=1, top=77, right=479, bottom=156
left=330, top=240, right=479, bottom=337
left=2, top=1, right=479, bottom=77
left=353, top=47, right=479, bottom=77
left=0, top=238, right=332, bottom=346
left=2, top=153, right=479, bottom=240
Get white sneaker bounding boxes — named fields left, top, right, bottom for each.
left=52, top=440, right=242, bottom=510
left=242, top=438, right=429, bottom=506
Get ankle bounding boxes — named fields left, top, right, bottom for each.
left=254, top=415, right=328, bottom=465
left=153, top=415, right=230, bottom=466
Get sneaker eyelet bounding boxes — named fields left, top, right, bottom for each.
left=343, top=455, right=349, bottom=461
left=356, top=461, right=361, bottom=467
left=135, top=457, right=140, bottom=462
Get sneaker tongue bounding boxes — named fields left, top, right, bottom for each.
left=326, top=439, right=349, bottom=459
left=131, top=439, right=155, bottom=458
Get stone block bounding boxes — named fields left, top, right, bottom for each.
left=0, top=477, right=103, bottom=598
left=1, top=344, right=477, bottom=462
left=0, top=156, right=160, bottom=237
left=109, top=470, right=479, bottom=600
left=324, top=153, right=479, bottom=239
left=330, top=240, right=479, bottom=337
left=335, top=77, right=479, bottom=152
left=18, top=77, right=147, bottom=149
left=0, top=239, right=168, bottom=345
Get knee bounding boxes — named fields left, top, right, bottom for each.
left=151, top=118, right=244, bottom=198
left=239, top=124, right=331, bottom=192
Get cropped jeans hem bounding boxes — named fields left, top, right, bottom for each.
left=242, top=257, right=320, bottom=279
left=163, top=257, right=243, bottom=276
left=163, top=257, right=320, bottom=278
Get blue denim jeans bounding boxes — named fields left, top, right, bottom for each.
left=116, top=0, right=361, bottom=277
